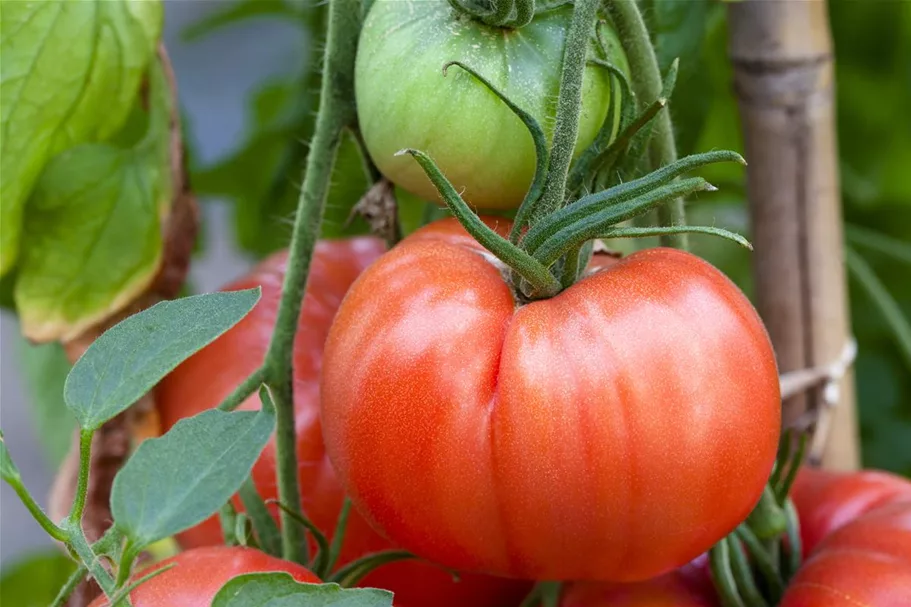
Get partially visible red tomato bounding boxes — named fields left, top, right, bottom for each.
left=790, top=466, right=911, bottom=555
left=561, top=556, right=718, bottom=606
left=156, top=240, right=532, bottom=607
left=321, top=217, right=781, bottom=582
left=780, top=499, right=911, bottom=607
left=88, top=546, right=320, bottom=607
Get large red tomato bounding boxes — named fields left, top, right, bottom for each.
left=780, top=499, right=911, bottom=606
left=88, top=546, right=320, bottom=607
left=155, top=240, right=532, bottom=607
left=790, top=466, right=911, bottom=555
left=320, top=218, right=781, bottom=582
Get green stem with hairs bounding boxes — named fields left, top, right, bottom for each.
left=607, top=0, right=687, bottom=248
left=398, top=148, right=561, bottom=296
left=258, top=0, right=363, bottom=564
left=532, top=178, right=712, bottom=266
left=533, top=0, right=600, bottom=222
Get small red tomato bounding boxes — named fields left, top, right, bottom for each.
left=790, top=466, right=911, bottom=555
left=156, top=240, right=532, bottom=607
left=88, top=546, right=320, bottom=607
left=780, top=499, right=911, bottom=607
left=321, top=217, right=781, bottom=582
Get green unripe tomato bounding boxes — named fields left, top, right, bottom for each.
left=355, top=0, right=628, bottom=210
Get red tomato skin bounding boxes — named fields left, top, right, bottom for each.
left=88, top=546, right=320, bottom=607
left=790, top=466, right=911, bottom=556
left=321, top=218, right=782, bottom=582
left=780, top=500, right=911, bottom=607
left=156, top=239, right=531, bottom=607
left=561, top=557, right=718, bottom=606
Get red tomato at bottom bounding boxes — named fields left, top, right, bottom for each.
left=561, top=556, right=717, bottom=607
left=88, top=546, right=320, bottom=607
left=156, top=241, right=532, bottom=607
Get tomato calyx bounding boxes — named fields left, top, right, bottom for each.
left=398, top=3, right=750, bottom=301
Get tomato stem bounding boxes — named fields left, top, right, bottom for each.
left=709, top=539, right=748, bottom=607
left=782, top=499, right=803, bottom=580
left=50, top=564, right=88, bottom=607
left=532, top=0, right=600, bottom=223
left=524, top=150, right=745, bottom=253
left=67, top=429, right=95, bottom=529
left=216, top=366, right=266, bottom=412
left=69, top=526, right=117, bottom=597
left=727, top=537, right=771, bottom=607
left=735, top=525, right=785, bottom=602
left=397, top=148, right=562, bottom=297
left=606, top=0, right=688, bottom=249
left=258, top=0, right=363, bottom=565
left=531, top=177, right=713, bottom=266
left=328, top=550, right=416, bottom=587
left=439, top=61, right=551, bottom=245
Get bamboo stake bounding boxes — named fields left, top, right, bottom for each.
left=727, top=1, right=859, bottom=470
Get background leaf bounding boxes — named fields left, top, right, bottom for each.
left=212, top=573, right=394, bottom=607
left=17, top=337, right=73, bottom=466
left=111, top=408, right=275, bottom=548
left=0, top=551, right=77, bottom=607
left=63, top=289, right=260, bottom=430
left=0, top=0, right=162, bottom=275
left=13, top=58, right=175, bottom=342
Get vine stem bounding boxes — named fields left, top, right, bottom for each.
left=67, top=429, right=94, bottom=527
left=258, top=0, right=362, bottom=564
left=533, top=0, right=600, bottom=223
left=607, top=0, right=688, bottom=249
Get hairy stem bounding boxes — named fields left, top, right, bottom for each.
left=533, top=0, right=600, bottom=222
left=67, top=429, right=94, bottom=528
left=607, top=0, right=687, bottom=248
left=261, top=0, right=362, bottom=564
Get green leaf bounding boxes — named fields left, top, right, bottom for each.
left=17, top=337, right=74, bottom=466
left=13, top=58, right=174, bottom=342
left=0, top=0, right=162, bottom=275
left=63, top=289, right=260, bottom=430
left=111, top=407, right=275, bottom=548
left=0, top=551, right=78, bottom=607
left=212, top=573, right=394, bottom=607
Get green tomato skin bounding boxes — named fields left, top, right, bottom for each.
left=355, top=0, right=627, bottom=210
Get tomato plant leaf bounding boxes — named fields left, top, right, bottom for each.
left=211, top=573, right=394, bottom=607
left=111, top=407, right=275, bottom=548
left=0, top=551, right=78, bottom=607
left=13, top=59, right=173, bottom=342
left=17, top=338, right=73, bottom=466
left=0, top=0, right=162, bottom=275
left=63, top=289, right=260, bottom=430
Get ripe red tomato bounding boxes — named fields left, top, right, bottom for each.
left=320, top=217, right=781, bottom=582
left=156, top=239, right=532, bottom=607
left=790, top=466, right=911, bottom=555
left=780, top=499, right=911, bottom=607
left=88, top=546, right=320, bottom=607
left=561, top=556, right=717, bottom=606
